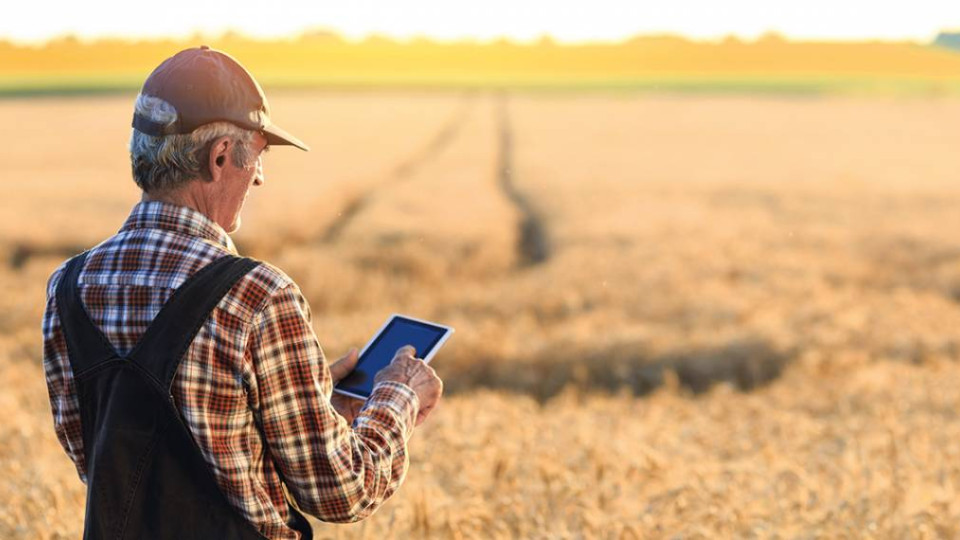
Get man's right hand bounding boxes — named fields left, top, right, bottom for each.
left=373, top=346, right=443, bottom=426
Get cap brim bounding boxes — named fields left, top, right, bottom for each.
left=263, top=123, right=309, bottom=151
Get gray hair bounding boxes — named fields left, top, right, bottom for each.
left=129, top=94, right=256, bottom=193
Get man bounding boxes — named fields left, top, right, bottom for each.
left=42, top=46, right=442, bottom=539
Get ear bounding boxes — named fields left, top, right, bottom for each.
left=207, top=136, right=232, bottom=182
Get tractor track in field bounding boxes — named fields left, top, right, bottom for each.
left=320, top=94, right=476, bottom=244
left=497, top=93, right=550, bottom=267
left=320, top=91, right=551, bottom=270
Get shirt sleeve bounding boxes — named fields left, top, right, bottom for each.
left=41, top=265, right=88, bottom=483
left=246, top=282, right=419, bottom=523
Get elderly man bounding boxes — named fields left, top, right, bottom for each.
left=41, top=47, right=442, bottom=539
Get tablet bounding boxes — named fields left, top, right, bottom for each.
left=333, top=314, right=454, bottom=400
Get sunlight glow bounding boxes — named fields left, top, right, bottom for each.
left=3, top=0, right=960, bottom=45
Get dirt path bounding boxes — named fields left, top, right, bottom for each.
left=318, top=92, right=552, bottom=272
left=496, top=94, right=550, bottom=267
left=320, top=94, right=476, bottom=243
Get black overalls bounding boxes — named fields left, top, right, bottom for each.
left=56, top=253, right=313, bottom=540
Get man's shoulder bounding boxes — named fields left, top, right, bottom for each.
left=45, top=260, right=69, bottom=299
left=43, top=249, right=93, bottom=301
left=44, top=233, right=127, bottom=300
left=240, top=259, right=296, bottom=293
left=229, top=258, right=303, bottom=318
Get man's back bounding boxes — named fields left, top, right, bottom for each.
left=43, top=201, right=419, bottom=539
left=54, top=251, right=282, bottom=539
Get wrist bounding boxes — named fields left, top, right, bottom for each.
left=369, top=381, right=419, bottom=436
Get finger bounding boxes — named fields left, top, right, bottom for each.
left=392, top=345, right=417, bottom=363
left=328, top=347, right=359, bottom=382
left=395, top=345, right=416, bottom=358
left=349, top=401, right=364, bottom=422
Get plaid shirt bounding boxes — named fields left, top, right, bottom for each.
left=42, top=201, right=419, bottom=539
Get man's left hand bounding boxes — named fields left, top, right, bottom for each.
left=329, top=348, right=364, bottom=424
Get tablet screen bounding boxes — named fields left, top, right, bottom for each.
left=335, top=316, right=450, bottom=399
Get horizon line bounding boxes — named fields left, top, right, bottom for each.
left=3, top=27, right=959, bottom=48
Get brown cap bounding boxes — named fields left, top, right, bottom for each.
left=132, top=46, right=308, bottom=151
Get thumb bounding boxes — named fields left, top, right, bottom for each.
left=329, top=347, right=359, bottom=383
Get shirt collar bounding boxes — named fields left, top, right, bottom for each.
left=119, top=201, right=239, bottom=254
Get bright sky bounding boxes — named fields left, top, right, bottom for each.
left=3, top=0, right=960, bottom=44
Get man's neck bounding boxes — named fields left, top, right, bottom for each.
left=141, top=183, right=211, bottom=221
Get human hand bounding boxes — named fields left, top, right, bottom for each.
left=329, top=348, right=364, bottom=424
left=328, top=347, right=359, bottom=383
left=373, top=345, right=443, bottom=426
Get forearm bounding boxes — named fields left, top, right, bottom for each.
left=250, top=282, right=419, bottom=522
left=295, top=382, right=418, bottom=522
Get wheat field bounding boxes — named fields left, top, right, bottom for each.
left=2, top=90, right=960, bottom=538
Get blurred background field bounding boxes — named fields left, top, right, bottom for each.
left=5, top=14, right=960, bottom=538
left=6, top=34, right=960, bottom=95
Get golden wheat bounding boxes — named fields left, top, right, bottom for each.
left=2, top=90, right=960, bottom=538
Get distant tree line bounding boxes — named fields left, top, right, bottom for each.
left=934, top=32, right=960, bottom=51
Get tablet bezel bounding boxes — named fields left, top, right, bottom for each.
left=333, top=313, right=454, bottom=401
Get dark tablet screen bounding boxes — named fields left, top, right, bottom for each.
left=335, top=317, right=449, bottom=398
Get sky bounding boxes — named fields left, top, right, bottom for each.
left=3, top=0, right=960, bottom=44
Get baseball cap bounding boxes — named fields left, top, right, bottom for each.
left=132, top=46, right=309, bottom=151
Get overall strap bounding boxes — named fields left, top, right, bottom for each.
left=129, top=255, right=260, bottom=391
left=56, top=251, right=121, bottom=376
